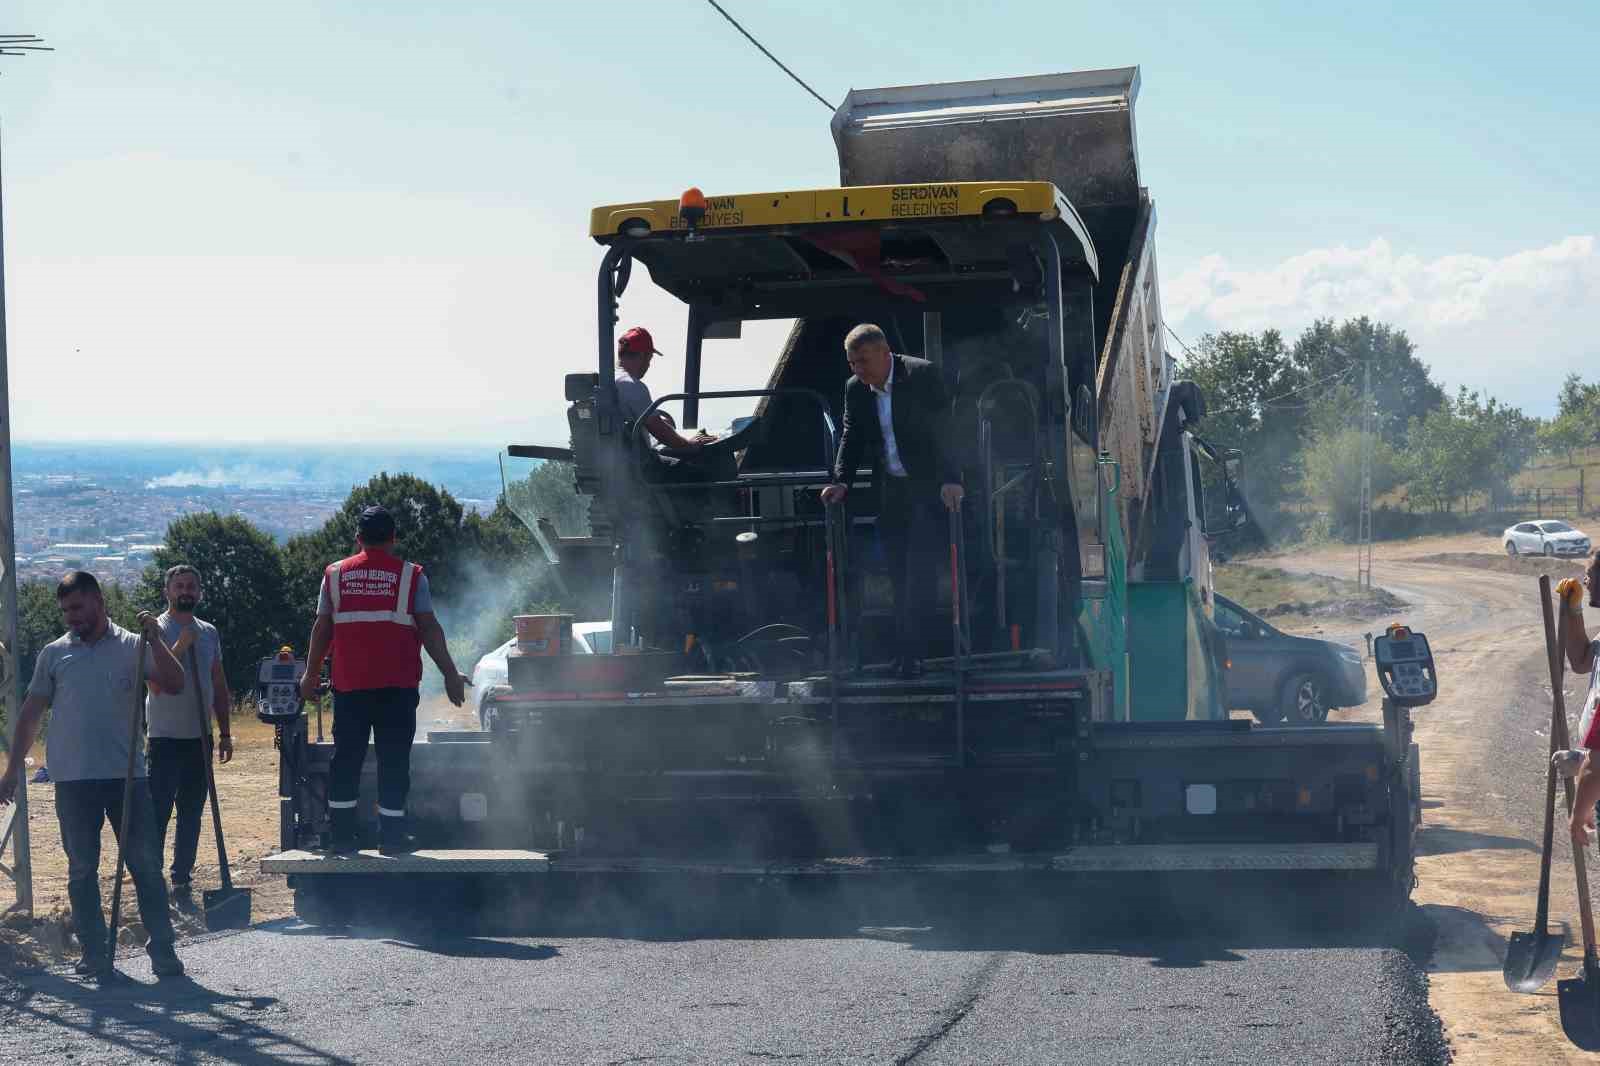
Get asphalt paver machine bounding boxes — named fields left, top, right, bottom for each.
left=264, top=68, right=1423, bottom=922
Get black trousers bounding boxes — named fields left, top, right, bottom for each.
left=329, top=686, right=419, bottom=821
left=878, top=477, right=946, bottom=662
left=148, top=737, right=207, bottom=884
left=55, top=778, right=176, bottom=958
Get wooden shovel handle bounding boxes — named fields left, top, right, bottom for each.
left=1543, top=576, right=1599, bottom=957
left=187, top=643, right=234, bottom=892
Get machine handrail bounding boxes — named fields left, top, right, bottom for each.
left=977, top=378, right=1042, bottom=649
left=824, top=500, right=847, bottom=760
left=949, top=501, right=970, bottom=766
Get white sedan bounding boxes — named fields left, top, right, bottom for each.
left=1504, top=519, right=1591, bottom=558
left=470, top=622, right=613, bottom=729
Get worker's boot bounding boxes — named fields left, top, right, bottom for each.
left=379, top=816, right=415, bottom=857
left=147, top=943, right=185, bottom=979
left=73, top=951, right=108, bottom=977
left=327, top=807, right=359, bottom=855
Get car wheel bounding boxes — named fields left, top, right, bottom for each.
left=1279, top=672, right=1329, bottom=726
left=477, top=696, right=496, bottom=732
left=1545, top=543, right=1555, bottom=557
left=1506, top=541, right=1518, bottom=557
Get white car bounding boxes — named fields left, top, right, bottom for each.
left=1504, top=519, right=1591, bottom=558
left=470, top=622, right=613, bottom=729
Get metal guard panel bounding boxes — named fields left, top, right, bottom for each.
left=1052, top=843, right=1379, bottom=873
left=262, top=849, right=551, bottom=875
left=589, top=181, right=1059, bottom=238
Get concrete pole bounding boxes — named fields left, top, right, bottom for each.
left=0, top=121, right=32, bottom=916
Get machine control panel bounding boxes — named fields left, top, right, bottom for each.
left=255, top=646, right=312, bottom=723
left=1373, top=624, right=1436, bottom=707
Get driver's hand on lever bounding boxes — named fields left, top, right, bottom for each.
left=941, top=483, right=965, bottom=511
left=820, top=483, right=848, bottom=506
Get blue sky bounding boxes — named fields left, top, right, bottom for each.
left=2, top=0, right=1595, bottom=444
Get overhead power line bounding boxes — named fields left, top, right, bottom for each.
left=1164, top=323, right=1201, bottom=362
left=701, top=0, right=836, bottom=112
left=1166, top=322, right=1363, bottom=415
left=0, top=34, right=50, bottom=62
left=1197, top=358, right=1360, bottom=418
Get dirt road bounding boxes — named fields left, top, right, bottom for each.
left=1262, top=532, right=1597, bottom=1063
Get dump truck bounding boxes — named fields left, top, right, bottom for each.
left=264, top=67, right=1420, bottom=919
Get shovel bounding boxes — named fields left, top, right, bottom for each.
left=1548, top=592, right=1600, bottom=1048
left=185, top=639, right=250, bottom=929
left=1506, top=578, right=1572, bottom=991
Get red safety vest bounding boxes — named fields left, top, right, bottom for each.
left=325, top=549, right=424, bottom=691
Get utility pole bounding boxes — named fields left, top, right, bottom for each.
left=1357, top=357, right=1374, bottom=590
left=0, top=32, right=51, bottom=919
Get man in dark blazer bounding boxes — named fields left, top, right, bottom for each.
left=821, top=323, right=964, bottom=677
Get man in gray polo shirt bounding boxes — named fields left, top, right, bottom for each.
left=146, top=563, right=233, bottom=895
left=0, top=571, right=188, bottom=977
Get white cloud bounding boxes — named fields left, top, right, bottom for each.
left=1165, top=235, right=1600, bottom=415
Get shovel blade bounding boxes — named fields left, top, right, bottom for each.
left=1504, top=928, right=1566, bottom=992
left=1559, top=976, right=1600, bottom=1051
left=203, top=888, right=252, bottom=931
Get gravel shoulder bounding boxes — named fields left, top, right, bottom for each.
left=1259, top=532, right=1598, bottom=1064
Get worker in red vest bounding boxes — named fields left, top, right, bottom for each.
left=299, top=505, right=468, bottom=854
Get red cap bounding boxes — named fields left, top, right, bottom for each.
left=618, top=327, right=663, bottom=357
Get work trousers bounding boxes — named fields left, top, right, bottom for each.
left=878, top=476, right=946, bottom=663
left=54, top=778, right=177, bottom=959
left=148, top=737, right=207, bottom=885
left=329, top=686, right=419, bottom=824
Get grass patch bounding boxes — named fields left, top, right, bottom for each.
left=1216, top=564, right=1406, bottom=619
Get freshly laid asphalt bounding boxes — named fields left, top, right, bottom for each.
left=9, top=559, right=1521, bottom=1065
left=0, top=886, right=1446, bottom=1066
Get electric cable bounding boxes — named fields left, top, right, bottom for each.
left=701, top=0, right=835, bottom=112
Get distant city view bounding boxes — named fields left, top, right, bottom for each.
left=11, top=441, right=512, bottom=585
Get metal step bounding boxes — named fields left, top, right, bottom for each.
left=1050, top=843, right=1379, bottom=873
left=262, top=849, right=550, bottom=875
left=262, top=843, right=1377, bottom=877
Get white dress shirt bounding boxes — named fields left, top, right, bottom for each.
left=871, top=357, right=909, bottom=478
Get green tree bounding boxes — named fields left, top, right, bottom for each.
left=280, top=472, right=571, bottom=674
left=281, top=472, right=478, bottom=618
left=1177, top=330, right=1308, bottom=511
left=1300, top=427, right=1402, bottom=533
left=137, top=512, right=295, bottom=696
left=1293, top=318, right=1445, bottom=446
left=1558, top=373, right=1600, bottom=421
left=1540, top=412, right=1590, bottom=467
left=1401, top=388, right=1535, bottom=513
left=1459, top=390, right=1537, bottom=509
left=503, top=460, right=591, bottom=539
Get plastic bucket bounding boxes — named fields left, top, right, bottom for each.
left=513, top=614, right=573, bottom=655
